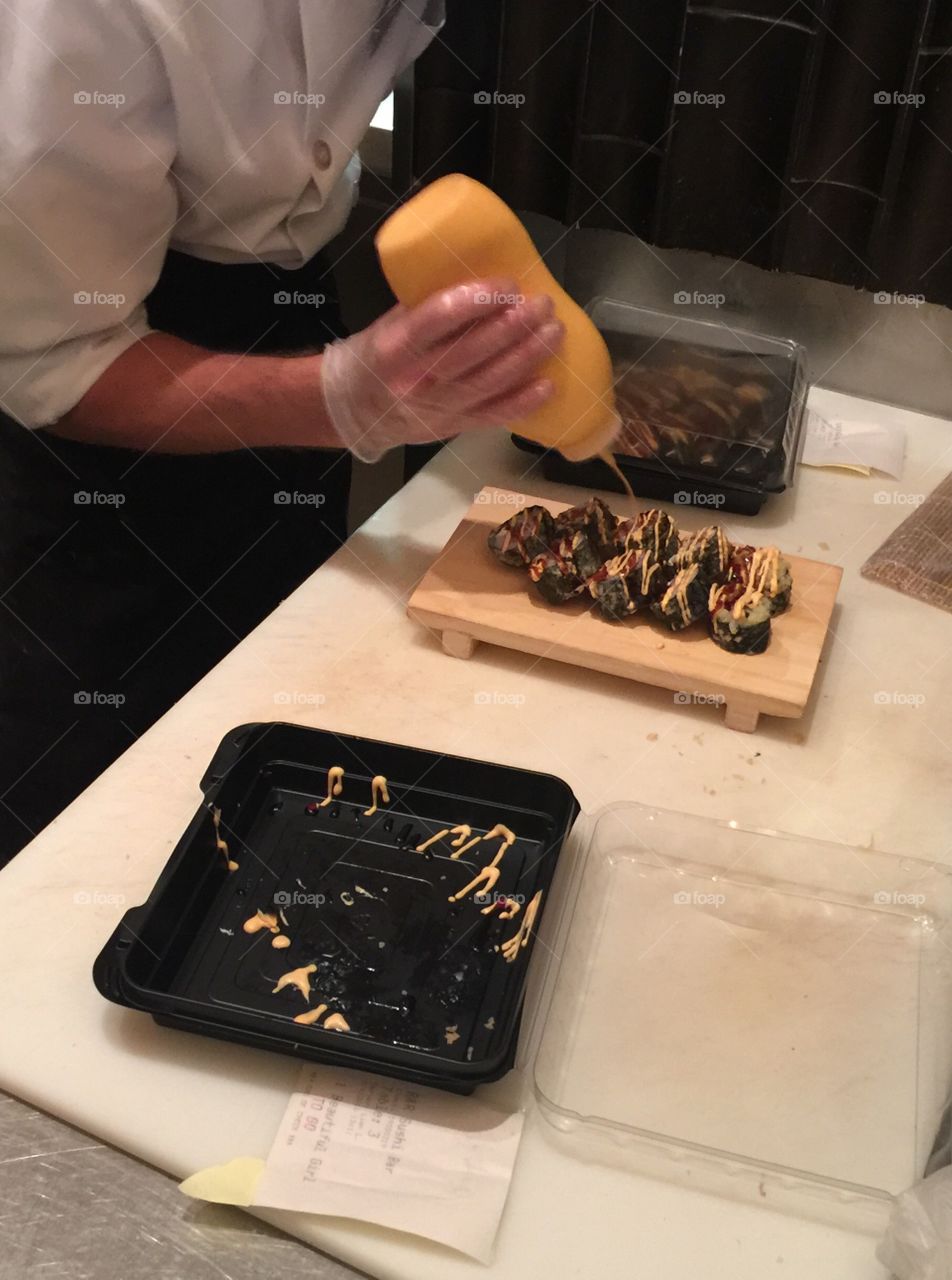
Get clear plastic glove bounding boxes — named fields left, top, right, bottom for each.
left=321, top=278, right=564, bottom=461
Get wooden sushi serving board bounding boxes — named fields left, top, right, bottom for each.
left=407, top=486, right=843, bottom=733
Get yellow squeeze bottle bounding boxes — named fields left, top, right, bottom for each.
left=374, top=174, right=619, bottom=462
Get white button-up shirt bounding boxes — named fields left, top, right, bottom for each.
left=0, top=1, right=442, bottom=427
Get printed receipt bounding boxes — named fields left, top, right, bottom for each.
left=253, top=1065, right=525, bottom=1263
left=801, top=407, right=905, bottom=478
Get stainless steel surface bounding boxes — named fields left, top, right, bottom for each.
left=0, top=1091, right=366, bottom=1280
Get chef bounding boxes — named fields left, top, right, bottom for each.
left=0, top=2, right=565, bottom=864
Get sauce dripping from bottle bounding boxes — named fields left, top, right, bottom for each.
left=598, top=449, right=636, bottom=503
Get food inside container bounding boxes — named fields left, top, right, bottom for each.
left=611, top=341, right=787, bottom=474
left=512, top=299, right=808, bottom=515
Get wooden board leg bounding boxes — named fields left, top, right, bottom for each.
left=724, top=702, right=760, bottom=733
left=442, top=630, right=478, bottom=659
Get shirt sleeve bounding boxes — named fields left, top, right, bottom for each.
left=0, top=0, right=178, bottom=427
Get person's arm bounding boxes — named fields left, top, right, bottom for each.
left=53, top=333, right=328, bottom=452
left=0, top=4, right=562, bottom=456
left=53, top=279, right=565, bottom=456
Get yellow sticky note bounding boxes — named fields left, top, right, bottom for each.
left=800, top=460, right=872, bottom=477
left=179, top=1156, right=266, bottom=1207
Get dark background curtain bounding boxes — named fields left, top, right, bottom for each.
left=408, top=0, right=952, bottom=306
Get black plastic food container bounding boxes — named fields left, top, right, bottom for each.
left=514, top=298, right=808, bottom=516
left=94, top=723, right=579, bottom=1094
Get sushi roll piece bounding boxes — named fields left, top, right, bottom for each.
left=726, top=544, right=792, bottom=615
left=552, top=496, right=618, bottom=561
left=709, top=580, right=772, bottom=655
left=590, top=568, right=638, bottom=621
left=547, top=528, right=604, bottom=587
left=752, top=546, right=793, bottom=615
left=673, top=525, right=732, bottom=580
left=562, top=528, right=604, bottom=583
left=628, top=550, right=668, bottom=609
left=725, top=543, right=756, bottom=582
left=620, top=509, right=679, bottom=562
left=488, top=505, right=556, bottom=567
left=587, top=549, right=641, bottom=620
left=587, top=548, right=668, bottom=620
left=650, top=563, right=709, bottom=631
left=527, top=547, right=584, bottom=605
left=613, top=515, right=639, bottom=550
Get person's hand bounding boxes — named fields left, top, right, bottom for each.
left=320, top=278, right=564, bottom=461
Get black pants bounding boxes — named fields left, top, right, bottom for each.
left=0, top=250, right=351, bottom=865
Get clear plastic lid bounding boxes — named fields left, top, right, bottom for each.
left=588, top=298, right=808, bottom=494
left=528, top=802, right=952, bottom=1231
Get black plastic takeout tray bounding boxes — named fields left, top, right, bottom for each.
left=94, top=723, right=579, bottom=1093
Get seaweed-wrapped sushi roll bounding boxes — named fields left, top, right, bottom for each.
left=650, top=563, right=708, bottom=631
left=552, top=496, right=618, bottom=561
left=709, top=580, right=772, bottom=654
left=725, top=543, right=755, bottom=582
left=488, top=505, right=556, bottom=567
left=752, top=546, right=793, bottom=615
left=620, top=509, right=679, bottom=562
left=588, top=551, right=640, bottom=620
left=613, top=515, right=638, bottom=555
left=628, top=550, right=668, bottom=610
left=527, top=547, right=584, bottom=605
left=727, top=544, right=792, bottom=615
left=587, top=548, right=669, bottom=620
left=673, top=525, right=732, bottom=581
left=557, top=528, right=604, bottom=583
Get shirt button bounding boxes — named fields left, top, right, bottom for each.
left=313, top=140, right=332, bottom=171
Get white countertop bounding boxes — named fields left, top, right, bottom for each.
left=1, top=384, right=951, bottom=1280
